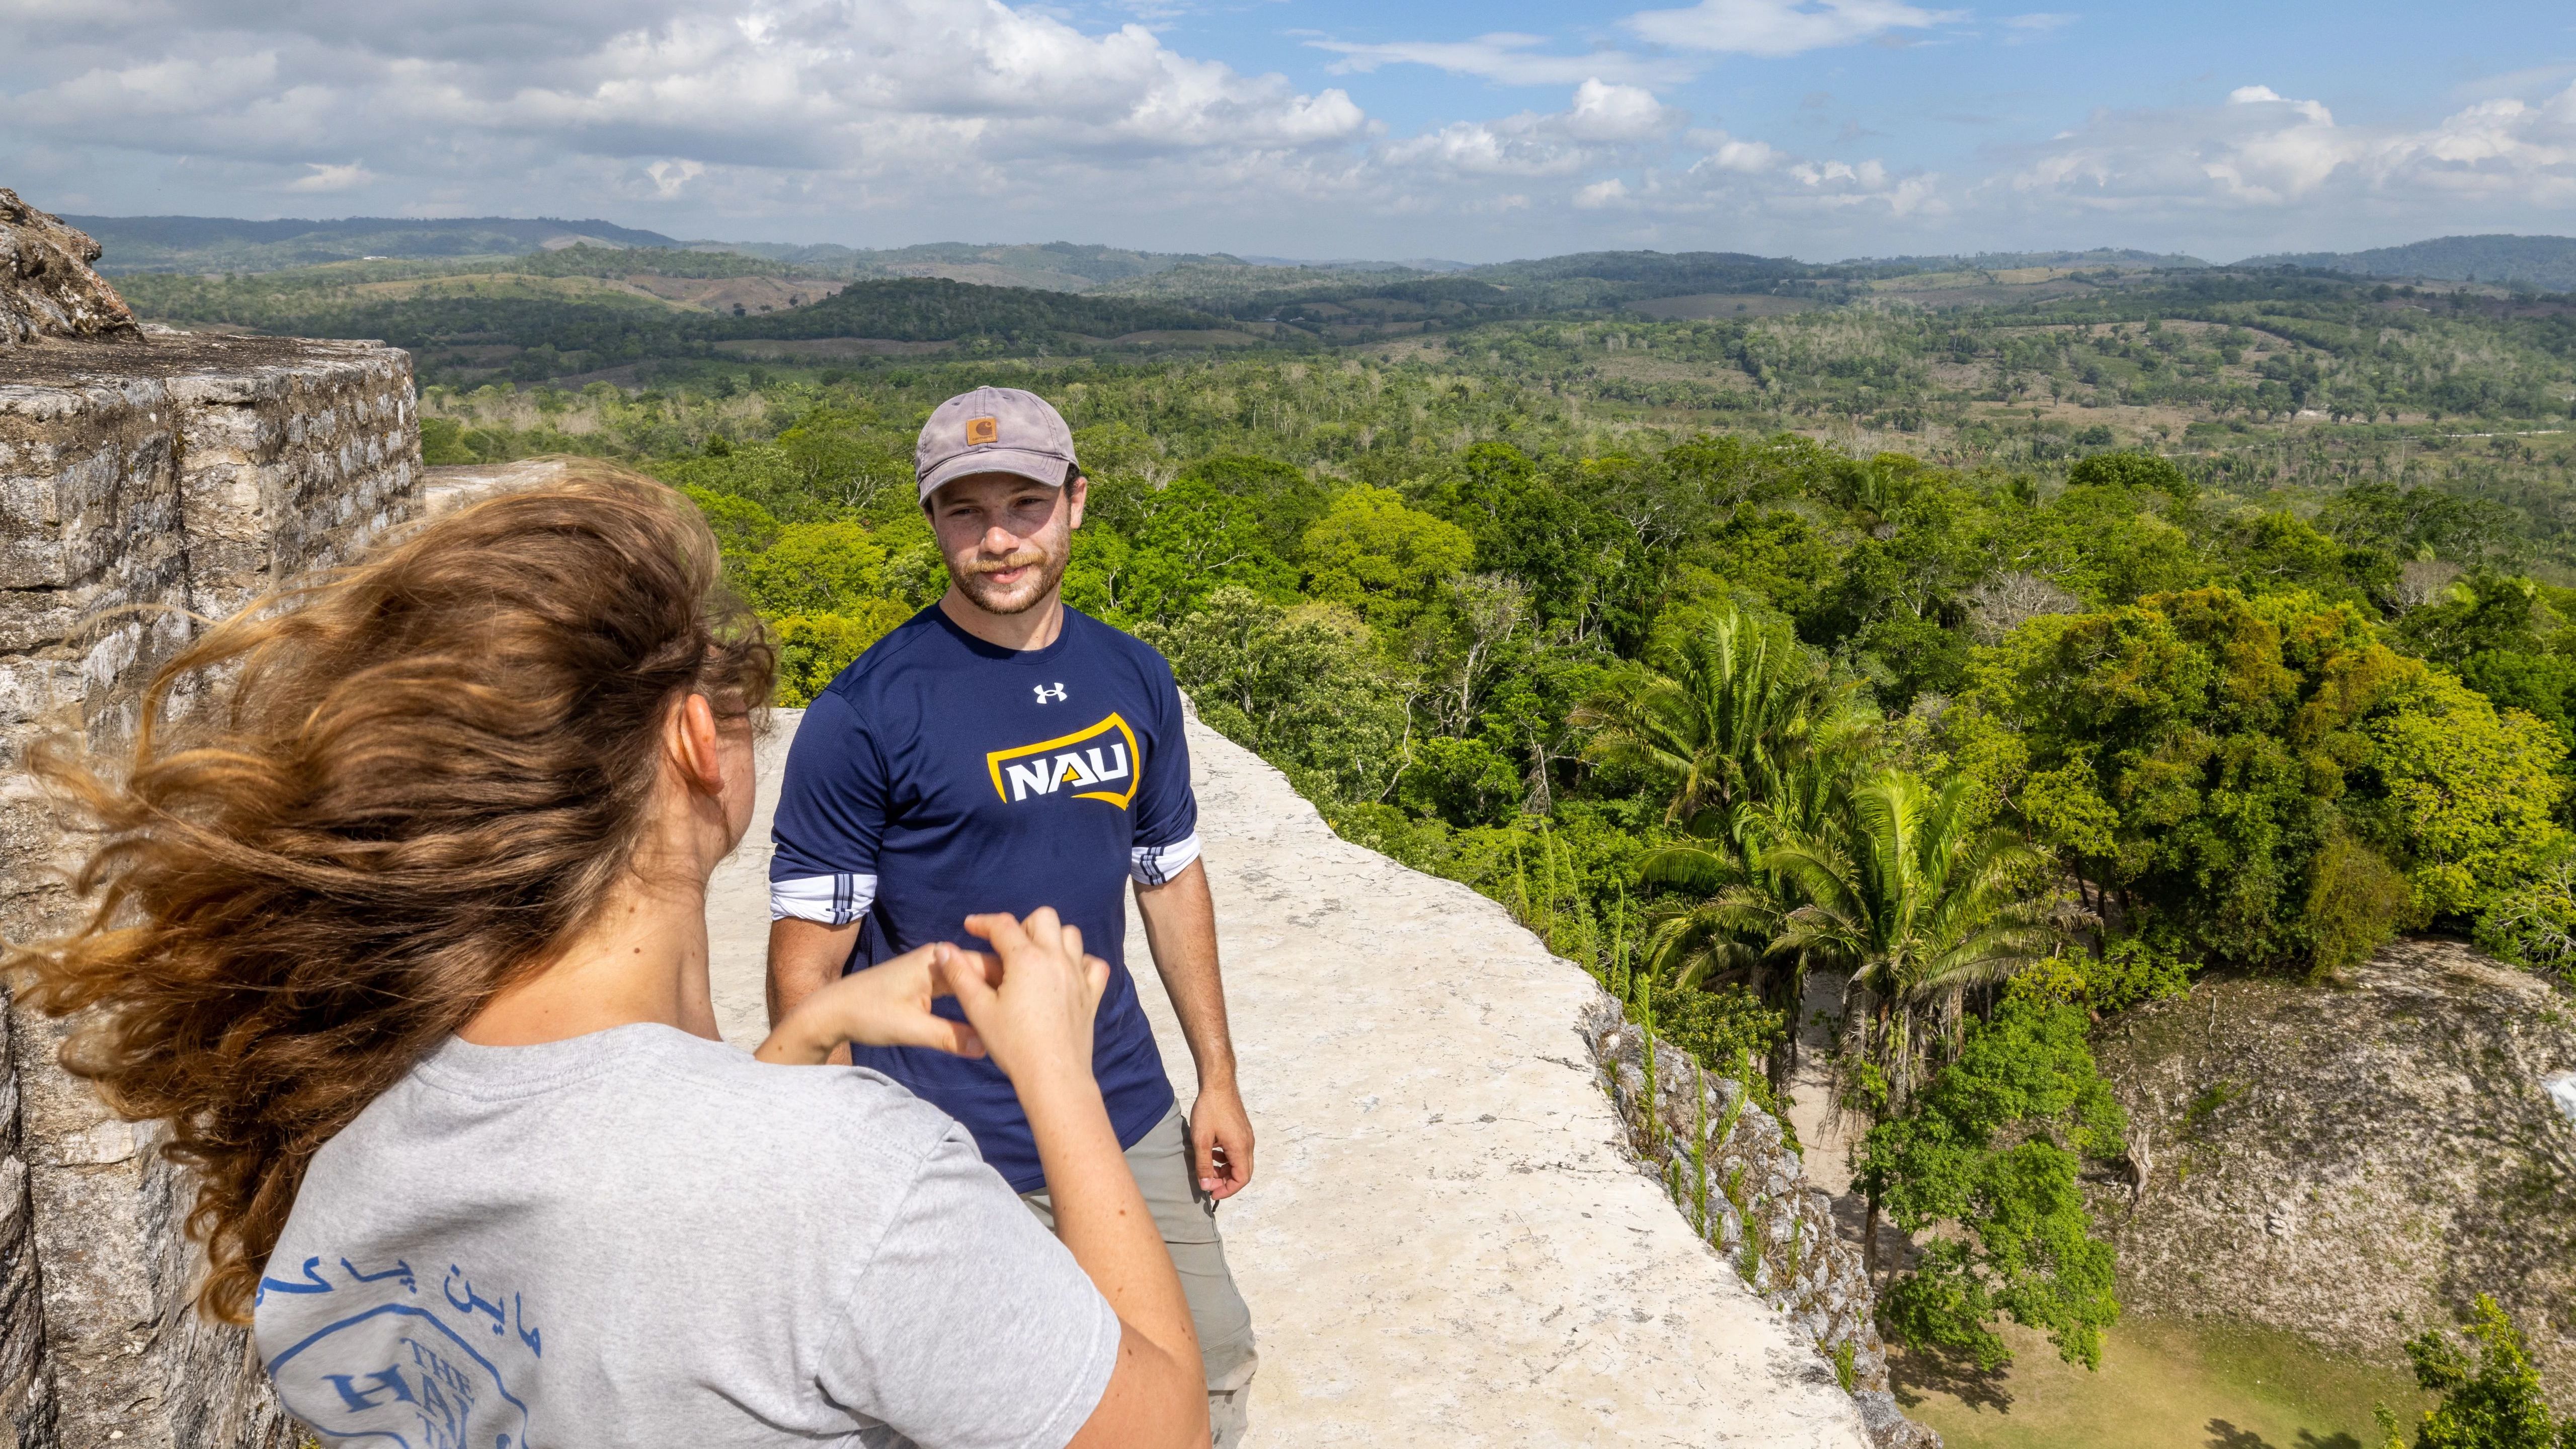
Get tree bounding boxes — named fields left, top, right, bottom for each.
left=1760, top=770, right=2054, bottom=1270
left=1117, top=477, right=1298, bottom=624
left=1574, top=603, right=1840, bottom=833
left=731, top=520, right=892, bottom=617
left=1860, top=993, right=2126, bottom=1371
left=770, top=603, right=914, bottom=706
left=682, top=486, right=781, bottom=567
left=1143, top=588, right=1409, bottom=804
left=2376, top=1295, right=2576, bottom=1449
left=1300, top=485, right=1475, bottom=629
left=1949, top=586, right=2566, bottom=971
left=2363, top=671, right=2569, bottom=918
left=1623, top=664, right=1881, bottom=1086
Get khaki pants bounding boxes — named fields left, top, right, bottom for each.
left=1020, top=1103, right=1257, bottom=1447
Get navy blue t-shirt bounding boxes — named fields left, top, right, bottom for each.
left=769, top=605, right=1196, bottom=1191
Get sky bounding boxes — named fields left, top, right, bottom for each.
left=2, top=0, right=2572, bottom=264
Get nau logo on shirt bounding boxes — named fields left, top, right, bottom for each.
left=987, top=713, right=1141, bottom=809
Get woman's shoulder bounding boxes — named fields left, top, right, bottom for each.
left=334, top=1026, right=969, bottom=1203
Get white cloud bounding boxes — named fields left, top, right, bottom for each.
left=1575, top=178, right=1630, bottom=208
left=1566, top=79, right=1678, bottom=142
left=647, top=159, right=704, bottom=197
left=2002, top=78, right=2576, bottom=216
left=1623, top=0, right=1964, bottom=58
left=1305, top=32, right=1696, bottom=87
left=6, top=0, right=2573, bottom=261
left=2001, top=12, right=2074, bottom=40
left=285, top=161, right=375, bottom=192
left=0, top=0, right=1374, bottom=228
left=1379, top=80, right=1680, bottom=179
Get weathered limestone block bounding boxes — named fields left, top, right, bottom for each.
left=0, top=1001, right=56, bottom=1449
left=0, top=195, right=138, bottom=349
left=0, top=327, right=420, bottom=1449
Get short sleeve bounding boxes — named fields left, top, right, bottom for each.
left=823, top=1125, right=1121, bottom=1449
left=771, top=689, right=890, bottom=924
left=1128, top=650, right=1199, bottom=884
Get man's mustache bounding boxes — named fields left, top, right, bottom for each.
left=972, top=550, right=1047, bottom=575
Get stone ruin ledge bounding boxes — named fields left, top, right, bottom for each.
left=0, top=328, right=421, bottom=1449
left=1582, top=1002, right=1939, bottom=1449
left=0, top=192, right=138, bottom=349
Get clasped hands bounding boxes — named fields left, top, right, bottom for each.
left=759, top=909, right=1108, bottom=1087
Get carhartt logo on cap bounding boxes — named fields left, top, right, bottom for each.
left=965, top=416, right=999, bottom=446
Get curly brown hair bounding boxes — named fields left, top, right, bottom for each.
left=6, top=461, right=774, bottom=1325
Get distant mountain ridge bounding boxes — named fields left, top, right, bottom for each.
left=66, top=214, right=683, bottom=274
left=66, top=207, right=2575, bottom=300
left=1841, top=247, right=2210, bottom=271
left=688, top=239, right=1254, bottom=292
left=2239, top=234, right=2576, bottom=292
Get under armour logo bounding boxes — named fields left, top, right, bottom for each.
left=1033, top=683, right=1068, bottom=704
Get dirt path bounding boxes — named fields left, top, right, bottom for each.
left=709, top=710, right=1872, bottom=1446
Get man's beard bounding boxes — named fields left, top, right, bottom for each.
left=952, top=542, right=1069, bottom=616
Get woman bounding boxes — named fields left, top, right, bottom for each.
left=9, top=464, right=1208, bottom=1448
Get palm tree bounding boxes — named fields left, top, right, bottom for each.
left=1573, top=603, right=1837, bottom=836
left=1756, top=769, right=2054, bottom=1272
left=1630, top=703, right=1882, bottom=1088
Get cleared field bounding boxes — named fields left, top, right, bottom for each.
left=1626, top=292, right=1820, bottom=320
left=1896, top=1316, right=2425, bottom=1449
left=622, top=273, right=845, bottom=312
left=712, top=337, right=954, bottom=358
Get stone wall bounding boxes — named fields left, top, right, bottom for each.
left=1583, top=997, right=1941, bottom=1449
left=0, top=328, right=420, bottom=1448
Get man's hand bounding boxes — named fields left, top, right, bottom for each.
left=756, top=942, right=983, bottom=1066
left=1189, top=1082, right=1255, bottom=1200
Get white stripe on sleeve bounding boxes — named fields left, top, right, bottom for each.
left=1129, top=833, right=1203, bottom=887
left=770, top=873, right=877, bottom=926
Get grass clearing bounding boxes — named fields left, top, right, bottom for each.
left=1894, top=1315, right=2426, bottom=1449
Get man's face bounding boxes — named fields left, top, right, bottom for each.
left=927, top=471, right=1088, bottom=617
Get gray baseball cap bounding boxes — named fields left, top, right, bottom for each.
left=915, top=386, right=1080, bottom=503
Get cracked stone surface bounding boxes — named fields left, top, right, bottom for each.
left=0, top=191, right=138, bottom=348
left=711, top=707, right=1872, bottom=1447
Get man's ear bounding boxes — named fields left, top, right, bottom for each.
left=1067, top=473, right=1088, bottom=530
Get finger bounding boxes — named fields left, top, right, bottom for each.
left=1191, top=1115, right=1221, bottom=1191
left=1057, top=921, right=1084, bottom=967
left=873, top=1002, right=988, bottom=1058
left=918, top=1017, right=986, bottom=1059
left=962, top=912, right=1030, bottom=956
left=1218, top=1125, right=1254, bottom=1196
left=1084, top=954, right=1109, bottom=1000
left=934, top=942, right=1004, bottom=990
left=938, top=943, right=1000, bottom=1016
left=880, top=941, right=945, bottom=992
left=1022, top=906, right=1063, bottom=940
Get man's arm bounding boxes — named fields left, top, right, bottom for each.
left=1133, top=858, right=1254, bottom=1199
left=768, top=917, right=864, bottom=1067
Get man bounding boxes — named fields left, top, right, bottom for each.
left=766, top=385, right=1258, bottom=1444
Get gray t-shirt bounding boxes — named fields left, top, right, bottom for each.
left=251, top=1024, right=1120, bottom=1448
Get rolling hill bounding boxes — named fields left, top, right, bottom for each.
left=2242, top=234, right=2576, bottom=292
left=67, top=214, right=684, bottom=274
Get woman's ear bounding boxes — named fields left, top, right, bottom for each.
left=669, top=693, right=727, bottom=795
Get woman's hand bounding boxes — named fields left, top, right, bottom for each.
left=755, top=943, right=985, bottom=1066
left=943, top=908, right=1108, bottom=1096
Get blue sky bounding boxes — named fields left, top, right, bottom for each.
left=3, top=0, right=2571, bottom=261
